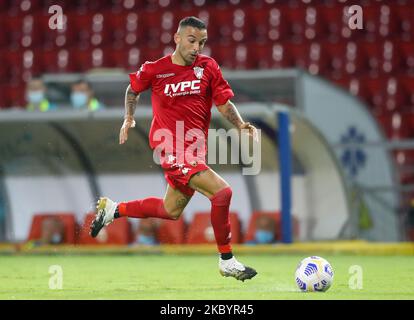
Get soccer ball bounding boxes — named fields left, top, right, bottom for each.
left=295, top=256, right=334, bottom=292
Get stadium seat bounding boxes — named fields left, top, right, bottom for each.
left=212, top=43, right=254, bottom=70
left=4, top=48, right=43, bottom=84
left=323, top=40, right=367, bottom=78
left=78, top=213, right=132, bottom=245
left=398, top=40, right=414, bottom=74
left=142, top=9, right=175, bottom=47
left=5, top=14, right=43, bottom=49
left=361, top=76, right=407, bottom=115
left=2, top=84, right=27, bottom=108
left=41, top=48, right=77, bottom=73
left=67, top=12, right=112, bottom=48
left=156, top=218, right=187, bottom=244
left=253, top=42, right=293, bottom=70
left=244, top=211, right=299, bottom=243
left=186, top=212, right=242, bottom=244
left=109, top=11, right=145, bottom=48
left=318, top=4, right=353, bottom=41
left=362, top=4, right=397, bottom=40
left=7, top=0, right=43, bottom=16
left=400, top=75, right=414, bottom=107
left=72, top=47, right=113, bottom=71
left=27, top=213, right=77, bottom=244
left=287, top=41, right=329, bottom=75
left=359, top=40, right=401, bottom=76
left=286, top=5, right=326, bottom=42
left=110, top=0, right=146, bottom=12
left=111, top=47, right=143, bottom=72
left=250, top=5, right=290, bottom=42
left=393, top=3, right=414, bottom=40
left=375, top=112, right=413, bottom=140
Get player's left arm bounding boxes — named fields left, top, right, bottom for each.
left=217, top=100, right=258, bottom=142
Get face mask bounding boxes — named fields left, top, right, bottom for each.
left=51, top=233, right=62, bottom=244
left=137, top=234, right=157, bottom=245
left=71, top=92, right=88, bottom=109
left=27, top=91, right=44, bottom=104
left=255, top=230, right=274, bottom=244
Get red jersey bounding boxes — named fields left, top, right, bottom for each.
left=129, top=54, right=234, bottom=161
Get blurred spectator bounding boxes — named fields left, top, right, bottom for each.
left=39, top=217, right=65, bottom=245
left=135, top=219, right=158, bottom=245
left=25, top=78, right=56, bottom=112
left=246, top=215, right=276, bottom=244
left=70, top=79, right=104, bottom=111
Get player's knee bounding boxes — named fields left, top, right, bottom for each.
left=210, top=187, right=232, bottom=206
left=166, top=208, right=183, bottom=220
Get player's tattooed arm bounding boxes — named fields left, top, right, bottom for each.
left=119, top=85, right=139, bottom=144
left=124, top=84, right=139, bottom=120
left=217, top=100, right=244, bottom=129
left=217, top=100, right=259, bottom=142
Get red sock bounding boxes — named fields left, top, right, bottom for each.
left=118, top=197, right=174, bottom=220
left=210, top=187, right=233, bottom=254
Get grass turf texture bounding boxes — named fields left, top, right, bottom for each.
left=0, top=254, right=413, bottom=300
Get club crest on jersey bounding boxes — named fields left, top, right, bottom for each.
left=193, top=66, right=204, bottom=79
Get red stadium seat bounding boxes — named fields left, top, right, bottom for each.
left=142, top=9, right=175, bottom=47
left=244, top=211, right=299, bottom=243
left=41, top=48, right=77, bottom=73
left=110, top=0, right=146, bottom=12
left=211, top=6, right=252, bottom=43
left=250, top=5, right=290, bottom=42
left=253, top=42, right=293, bottom=69
left=393, top=3, right=414, bottom=40
left=5, top=49, right=43, bottom=84
left=186, top=212, right=242, bottom=244
left=287, top=41, right=329, bottom=76
left=323, top=40, right=367, bottom=77
left=359, top=40, right=401, bottom=76
left=5, top=14, right=43, bottom=49
left=375, top=112, right=412, bottom=140
left=400, top=75, right=414, bottom=107
left=111, top=47, right=143, bottom=72
left=67, top=12, right=112, bottom=48
left=28, top=213, right=78, bottom=244
left=72, top=47, right=113, bottom=71
left=212, top=43, right=254, bottom=70
left=398, top=40, right=414, bottom=74
left=362, top=4, right=398, bottom=39
left=156, top=218, right=187, bottom=244
left=109, top=11, right=145, bottom=47
left=78, top=213, right=132, bottom=245
left=3, top=84, right=27, bottom=108
left=318, top=4, right=353, bottom=41
left=286, top=5, right=326, bottom=41
left=7, top=0, right=43, bottom=16
left=362, top=76, right=407, bottom=115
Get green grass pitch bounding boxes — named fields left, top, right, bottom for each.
left=0, top=254, right=413, bottom=300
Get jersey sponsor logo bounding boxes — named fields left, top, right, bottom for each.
left=156, top=73, right=175, bottom=78
left=164, top=80, right=201, bottom=97
left=193, top=66, right=204, bottom=79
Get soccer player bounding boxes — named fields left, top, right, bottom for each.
left=90, top=16, right=258, bottom=281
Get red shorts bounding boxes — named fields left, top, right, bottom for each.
left=161, top=155, right=209, bottom=197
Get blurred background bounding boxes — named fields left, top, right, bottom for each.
left=0, top=0, right=413, bottom=247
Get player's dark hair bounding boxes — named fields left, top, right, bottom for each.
left=73, top=78, right=92, bottom=89
left=178, top=16, right=206, bottom=30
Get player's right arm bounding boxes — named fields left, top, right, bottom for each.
left=119, top=85, right=139, bottom=144
left=119, top=62, right=153, bottom=144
